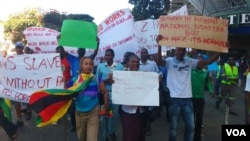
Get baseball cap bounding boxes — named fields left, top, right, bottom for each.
left=15, top=42, right=24, bottom=48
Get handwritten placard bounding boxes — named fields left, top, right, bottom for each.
left=159, top=15, right=228, bottom=53
left=0, top=53, right=64, bottom=103
left=96, top=8, right=138, bottom=64
left=112, top=71, right=159, bottom=106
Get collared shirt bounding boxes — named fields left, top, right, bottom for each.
left=139, top=59, right=160, bottom=73
left=96, top=62, right=124, bottom=91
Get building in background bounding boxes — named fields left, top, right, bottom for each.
left=170, top=0, right=250, bottom=59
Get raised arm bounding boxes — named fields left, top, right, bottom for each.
left=91, top=37, right=100, bottom=60
left=197, top=40, right=230, bottom=66
left=156, top=35, right=163, bottom=66
left=197, top=52, right=221, bottom=66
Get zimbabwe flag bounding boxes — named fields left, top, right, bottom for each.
left=0, top=98, right=12, bottom=121
left=30, top=76, right=93, bottom=127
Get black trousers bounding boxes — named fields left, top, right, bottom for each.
left=69, top=99, right=76, bottom=128
left=0, top=112, right=17, bottom=138
left=192, top=98, right=205, bottom=141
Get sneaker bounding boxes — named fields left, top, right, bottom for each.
left=16, top=120, right=24, bottom=127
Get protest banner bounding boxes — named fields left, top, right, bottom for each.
left=112, top=71, right=159, bottom=106
left=168, top=4, right=188, bottom=16
left=23, top=27, right=60, bottom=54
left=159, top=15, right=229, bottom=53
left=135, top=19, right=168, bottom=55
left=59, top=20, right=98, bottom=49
left=23, top=27, right=79, bottom=56
left=96, top=8, right=139, bottom=64
left=133, top=5, right=188, bottom=55
left=0, top=53, right=64, bottom=103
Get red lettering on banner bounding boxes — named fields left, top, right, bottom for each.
left=14, top=92, right=30, bottom=101
left=28, top=42, right=38, bottom=46
left=0, top=56, right=16, bottom=70
left=185, top=30, right=199, bottom=36
left=116, top=18, right=125, bottom=25
left=153, top=20, right=159, bottom=29
left=24, top=56, right=61, bottom=70
left=150, top=35, right=158, bottom=42
left=194, top=16, right=219, bottom=24
left=47, top=29, right=58, bottom=33
left=104, top=10, right=125, bottom=25
left=103, top=45, right=111, bottom=51
left=33, top=33, right=43, bottom=36
left=171, top=36, right=187, bottom=42
left=160, top=16, right=183, bottom=21
left=56, top=76, right=64, bottom=86
left=39, top=41, right=50, bottom=46
left=2, top=88, right=12, bottom=96
left=137, top=37, right=147, bottom=44
left=118, top=35, right=133, bottom=45
left=141, top=22, right=149, bottom=32
left=51, top=41, right=57, bottom=45
left=202, top=38, right=225, bottom=47
left=98, top=24, right=103, bottom=32
left=25, top=33, right=32, bottom=37
left=27, top=27, right=46, bottom=32
left=4, top=77, right=52, bottom=89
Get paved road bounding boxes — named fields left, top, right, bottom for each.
left=0, top=86, right=246, bottom=141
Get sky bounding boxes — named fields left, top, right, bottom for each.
left=0, top=0, right=133, bottom=24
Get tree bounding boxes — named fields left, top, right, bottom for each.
left=129, top=0, right=170, bottom=21
left=42, top=12, right=94, bottom=32
left=4, top=8, right=43, bottom=44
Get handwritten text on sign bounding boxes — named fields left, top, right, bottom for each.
left=112, top=71, right=159, bottom=106
left=159, top=15, right=228, bottom=53
left=0, top=53, right=64, bottom=103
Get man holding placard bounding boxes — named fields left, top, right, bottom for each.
left=156, top=15, right=228, bottom=141
left=156, top=34, right=222, bottom=141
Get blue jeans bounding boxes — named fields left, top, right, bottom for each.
left=100, top=90, right=119, bottom=139
left=167, top=98, right=194, bottom=141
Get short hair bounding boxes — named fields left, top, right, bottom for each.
left=105, top=49, right=114, bottom=56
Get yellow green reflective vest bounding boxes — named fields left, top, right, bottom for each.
left=216, top=65, right=221, bottom=79
left=221, top=63, right=238, bottom=85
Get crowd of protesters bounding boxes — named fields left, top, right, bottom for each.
left=0, top=35, right=250, bottom=141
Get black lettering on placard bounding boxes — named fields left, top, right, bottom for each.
left=222, top=125, right=250, bottom=141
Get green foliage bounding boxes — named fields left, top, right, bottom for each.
left=4, top=8, right=42, bottom=44
left=42, top=12, right=94, bottom=32
left=129, top=0, right=170, bottom=21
